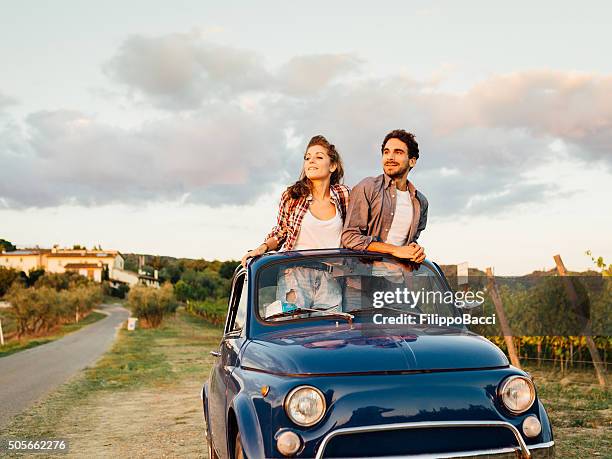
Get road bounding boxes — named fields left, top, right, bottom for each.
left=0, top=304, right=129, bottom=429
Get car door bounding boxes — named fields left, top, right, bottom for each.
left=208, top=270, right=248, bottom=458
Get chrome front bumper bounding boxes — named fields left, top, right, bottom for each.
left=314, top=420, right=554, bottom=459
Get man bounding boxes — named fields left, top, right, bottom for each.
left=341, top=129, right=427, bottom=262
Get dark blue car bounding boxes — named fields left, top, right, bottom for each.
left=202, top=249, right=554, bottom=458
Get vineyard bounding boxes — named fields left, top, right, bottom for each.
left=488, top=335, right=610, bottom=372
left=185, top=298, right=226, bottom=326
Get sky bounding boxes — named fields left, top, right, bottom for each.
left=1, top=0, right=611, bottom=274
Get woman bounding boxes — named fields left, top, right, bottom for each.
left=241, top=135, right=350, bottom=314
left=242, top=135, right=349, bottom=263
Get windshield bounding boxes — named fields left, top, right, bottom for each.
left=257, top=255, right=461, bottom=327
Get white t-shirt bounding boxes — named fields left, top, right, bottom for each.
left=293, top=205, right=343, bottom=250
left=384, top=189, right=413, bottom=246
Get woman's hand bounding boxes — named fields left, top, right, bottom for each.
left=241, top=244, right=267, bottom=267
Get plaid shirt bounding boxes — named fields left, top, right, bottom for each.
left=265, top=183, right=351, bottom=251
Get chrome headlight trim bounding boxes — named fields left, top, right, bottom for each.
left=284, top=385, right=326, bottom=427
left=498, top=375, right=536, bottom=414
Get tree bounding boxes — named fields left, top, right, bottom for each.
left=26, top=268, right=45, bottom=287
left=586, top=250, right=612, bottom=276
left=35, top=271, right=91, bottom=290
left=160, top=262, right=183, bottom=284
left=59, top=285, right=102, bottom=322
left=128, top=283, right=177, bottom=328
left=0, top=266, right=21, bottom=297
left=7, top=285, right=61, bottom=336
left=174, top=280, right=193, bottom=302
left=177, top=269, right=228, bottom=301
left=0, top=238, right=16, bottom=252
left=183, top=258, right=210, bottom=272
left=149, top=255, right=164, bottom=271
left=109, top=283, right=130, bottom=299
left=123, top=254, right=139, bottom=272
left=5, top=279, right=103, bottom=337
left=584, top=250, right=612, bottom=335
left=219, top=261, right=240, bottom=279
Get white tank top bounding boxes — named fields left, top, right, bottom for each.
left=293, top=205, right=343, bottom=250
left=385, top=189, right=413, bottom=246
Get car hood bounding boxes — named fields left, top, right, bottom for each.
left=241, top=325, right=509, bottom=376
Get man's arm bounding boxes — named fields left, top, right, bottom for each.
left=341, top=179, right=374, bottom=250
left=368, top=190, right=428, bottom=262
left=367, top=241, right=424, bottom=261
left=414, top=192, right=428, bottom=241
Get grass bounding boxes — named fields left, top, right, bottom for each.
left=0, top=311, right=107, bottom=358
left=1, top=313, right=608, bottom=457
left=1, top=307, right=222, bottom=440
left=525, top=364, right=611, bottom=458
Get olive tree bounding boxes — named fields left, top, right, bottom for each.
left=128, top=283, right=177, bottom=328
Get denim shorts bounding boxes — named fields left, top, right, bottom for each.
left=276, top=267, right=342, bottom=311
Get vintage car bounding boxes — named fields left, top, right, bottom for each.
left=202, top=249, right=554, bottom=458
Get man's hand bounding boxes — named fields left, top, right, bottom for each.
left=392, top=242, right=426, bottom=263
left=410, top=243, right=426, bottom=263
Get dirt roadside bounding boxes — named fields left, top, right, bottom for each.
left=62, top=381, right=207, bottom=458
left=2, top=309, right=609, bottom=458
left=0, top=305, right=128, bottom=429
left=1, top=310, right=221, bottom=458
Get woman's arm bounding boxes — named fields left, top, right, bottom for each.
left=241, top=191, right=289, bottom=266
left=241, top=236, right=279, bottom=265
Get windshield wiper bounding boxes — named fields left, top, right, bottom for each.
left=266, top=307, right=354, bottom=325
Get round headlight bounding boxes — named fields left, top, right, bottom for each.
left=276, top=430, right=302, bottom=456
left=522, top=415, right=542, bottom=438
left=284, top=386, right=326, bottom=426
left=499, top=375, right=536, bottom=414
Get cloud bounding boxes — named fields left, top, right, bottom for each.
left=0, top=92, right=17, bottom=111
left=277, top=54, right=362, bottom=96
left=432, top=70, right=612, bottom=163
left=104, top=33, right=363, bottom=108
left=273, top=70, right=612, bottom=216
left=0, top=107, right=290, bottom=208
left=104, top=32, right=270, bottom=109
left=3, top=35, right=611, bottom=216
left=281, top=78, right=565, bottom=216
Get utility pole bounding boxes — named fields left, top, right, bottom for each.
left=554, top=254, right=606, bottom=387
left=486, top=267, right=521, bottom=369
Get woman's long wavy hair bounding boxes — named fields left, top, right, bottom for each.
left=286, top=135, right=344, bottom=199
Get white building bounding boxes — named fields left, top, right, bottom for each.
left=0, top=247, right=124, bottom=283
left=0, top=250, right=48, bottom=273
left=0, top=246, right=164, bottom=288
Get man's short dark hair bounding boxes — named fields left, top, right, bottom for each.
left=381, top=129, right=419, bottom=159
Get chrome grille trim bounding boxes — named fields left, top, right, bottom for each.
left=314, top=421, right=553, bottom=459
left=331, top=441, right=555, bottom=458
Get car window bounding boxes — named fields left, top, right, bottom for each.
left=257, top=256, right=457, bottom=324
left=226, top=274, right=247, bottom=334
left=232, top=276, right=248, bottom=332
